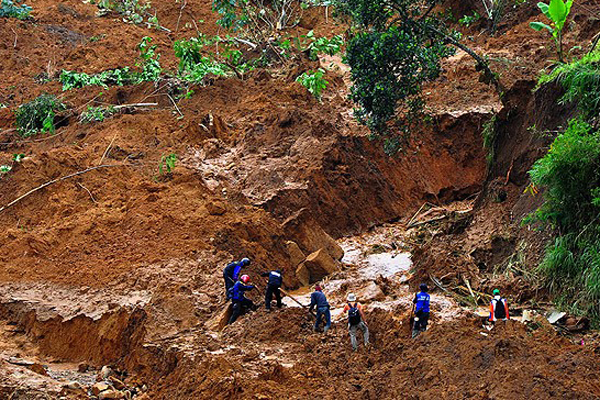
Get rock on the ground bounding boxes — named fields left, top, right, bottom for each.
left=92, top=382, right=111, bottom=396
left=206, top=200, right=227, bottom=215
left=63, top=381, right=82, bottom=390
left=100, top=365, right=114, bottom=379
left=297, top=248, right=340, bottom=284
left=286, top=241, right=306, bottom=267
left=282, top=209, right=344, bottom=261
left=356, top=282, right=385, bottom=302
left=98, top=389, right=125, bottom=399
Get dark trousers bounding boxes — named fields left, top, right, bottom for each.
left=265, top=285, right=282, bottom=310
left=228, top=298, right=254, bottom=324
left=224, top=277, right=234, bottom=297
left=413, top=311, right=430, bottom=332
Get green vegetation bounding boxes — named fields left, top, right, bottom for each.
left=159, top=153, right=177, bottom=175
left=80, top=105, right=117, bottom=123
left=93, top=0, right=161, bottom=27
left=528, top=120, right=600, bottom=320
left=459, top=12, right=481, bottom=27
left=174, top=36, right=232, bottom=83
left=336, top=0, right=497, bottom=154
left=212, top=0, right=301, bottom=38
left=538, top=49, right=600, bottom=122
left=59, top=37, right=161, bottom=90
left=530, top=0, right=574, bottom=62
left=296, top=69, right=328, bottom=100
left=528, top=47, right=600, bottom=322
left=15, top=94, right=66, bottom=137
left=0, top=0, right=32, bottom=19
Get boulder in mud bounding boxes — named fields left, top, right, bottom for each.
left=295, top=263, right=311, bottom=286
left=297, top=248, right=340, bottom=284
left=286, top=241, right=306, bottom=267
left=282, top=209, right=344, bottom=261
left=206, top=200, right=227, bottom=215
left=355, top=282, right=385, bottom=302
left=92, top=382, right=111, bottom=396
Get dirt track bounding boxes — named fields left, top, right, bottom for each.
left=2, top=0, right=600, bottom=398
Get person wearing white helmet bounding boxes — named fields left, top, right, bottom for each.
left=343, top=293, right=369, bottom=351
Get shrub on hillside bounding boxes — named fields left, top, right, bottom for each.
left=528, top=119, right=600, bottom=320
left=15, top=94, right=66, bottom=137
left=0, top=0, right=32, bottom=19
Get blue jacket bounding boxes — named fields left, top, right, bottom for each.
left=309, top=291, right=329, bottom=311
left=230, top=281, right=255, bottom=301
left=262, top=270, right=283, bottom=287
left=414, top=291, right=430, bottom=313
left=223, top=261, right=244, bottom=281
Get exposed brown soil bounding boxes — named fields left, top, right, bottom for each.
left=1, top=0, right=600, bottom=398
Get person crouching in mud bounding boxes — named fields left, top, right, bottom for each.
left=228, top=274, right=257, bottom=324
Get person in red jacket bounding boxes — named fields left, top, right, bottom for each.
left=489, top=289, right=509, bottom=323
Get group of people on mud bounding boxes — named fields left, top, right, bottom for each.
left=223, top=257, right=510, bottom=349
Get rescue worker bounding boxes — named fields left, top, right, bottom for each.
left=489, top=288, right=509, bottom=323
left=228, top=274, right=256, bottom=324
left=343, top=293, right=369, bottom=351
left=412, top=283, right=431, bottom=339
left=223, top=257, right=250, bottom=297
left=261, top=269, right=283, bottom=311
left=308, top=285, right=331, bottom=333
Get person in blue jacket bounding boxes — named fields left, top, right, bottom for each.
left=412, top=283, right=431, bottom=338
left=309, top=284, right=331, bottom=333
left=261, top=269, right=283, bottom=311
left=228, top=274, right=256, bottom=324
left=223, top=257, right=250, bottom=297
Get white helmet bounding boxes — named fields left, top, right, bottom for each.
left=347, top=293, right=357, bottom=302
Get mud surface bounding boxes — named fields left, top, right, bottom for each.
left=2, top=0, right=600, bottom=398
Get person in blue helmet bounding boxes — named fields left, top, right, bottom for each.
left=223, top=257, right=250, bottom=297
left=228, top=274, right=256, bottom=324
left=412, top=283, right=431, bottom=339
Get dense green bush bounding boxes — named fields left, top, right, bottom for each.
left=0, top=0, right=32, bottom=19
left=15, top=94, right=66, bottom=137
left=529, top=119, right=600, bottom=320
left=538, top=49, right=600, bottom=123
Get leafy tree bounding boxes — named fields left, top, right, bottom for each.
left=336, top=0, right=500, bottom=153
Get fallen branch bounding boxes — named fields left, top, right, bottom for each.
left=113, top=102, right=158, bottom=110
left=407, top=215, right=448, bottom=229
left=0, top=165, right=121, bottom=214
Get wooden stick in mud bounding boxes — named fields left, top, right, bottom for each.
left=0, top=164, right=122, bottom=214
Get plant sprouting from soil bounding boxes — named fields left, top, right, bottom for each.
left=15, top=94, right=66, bottom=137
left=159, top=153, right=177, bottom=176
left=60, top=37, right=162, bottom=90
left=0, top=0, right=32, bottom=19
left=296, top=69, right=328, bottom=100
left=530, top=0, right=574, bottom=63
